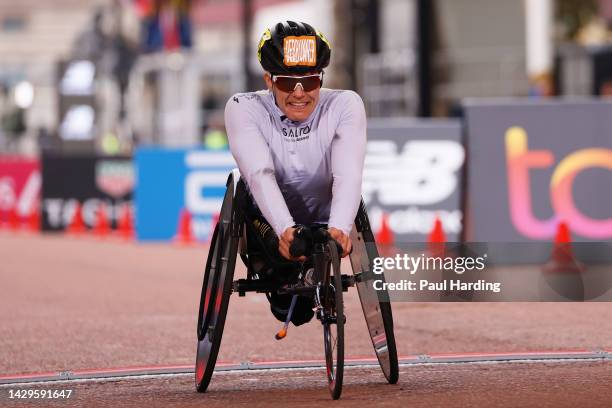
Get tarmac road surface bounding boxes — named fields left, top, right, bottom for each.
left=2, top=361, right=612, bottom=407
left=1, top=232, right=611, bottom=406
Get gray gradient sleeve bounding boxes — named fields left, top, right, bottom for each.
left=328, top=91, right=367, bottom=235
left=224, top=97, right=295, bottom=236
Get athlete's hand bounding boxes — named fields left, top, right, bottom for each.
left=328, top=227, right=351, bottom=258
left=279, top=227, right=306, bottom=262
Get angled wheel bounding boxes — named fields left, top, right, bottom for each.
left=195, top=175, right=239, bottom=393
left=322, top=242, right=344, bottom=399
left=349, top=201, right=399, bottom=384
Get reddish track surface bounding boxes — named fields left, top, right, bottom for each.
left=1, top=232, right=612, bottom=406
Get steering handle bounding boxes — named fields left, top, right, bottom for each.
left=289, top=225, right=311, bottom=258
left=289, top=226, right=343, bottom=258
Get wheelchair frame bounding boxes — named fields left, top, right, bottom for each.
left=195, top=170, right=398, bottom=399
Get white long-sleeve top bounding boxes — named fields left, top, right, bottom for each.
left=224, top=88, right=367, bottom=236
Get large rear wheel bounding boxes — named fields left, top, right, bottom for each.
left=355, top=244, right=399, bottom=384
left=373, top=299, right=399, bottom=384
left=195, top=178, right=238, bottom=393
left=349, top=201, right=399, bottom=384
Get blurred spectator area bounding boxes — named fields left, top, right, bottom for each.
left=361, top=0, right=529, bottom=118
left=555, top=0, right=612, bottom=96
left=126, top=51, right=241, bottom=147
left=127, top=0, right=295, bottom=147
left=2, top=0, right=612, bottom=154
left=0, top=0, right=99, bottom=153
left=361, top=0, right=612, bottom=117
left=0, top=0, right=302, bottom=153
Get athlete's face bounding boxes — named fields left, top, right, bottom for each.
left=264, top=72, right=321, bottom=122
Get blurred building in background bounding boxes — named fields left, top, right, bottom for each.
left=0, top=0, right=100, bottom=154
left=1, top=0, right=612, bottom=154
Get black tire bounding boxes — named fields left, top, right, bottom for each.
left=195, top=179, right=238, bottom=393
left=377, top=301, right=399, bottom=384
left=322, top=242, right=344, bottom=400
left=350, top=200, right=399, bottom=384
left=358, top=265, right=399, bottom=384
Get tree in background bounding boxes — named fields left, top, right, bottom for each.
left=555, top=0, right=599, bottom=42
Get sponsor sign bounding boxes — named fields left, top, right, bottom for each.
left=464, top=99, right=612, bottom=262
left=135, top=122, right=463, bottom=243
left=41, top=154, right=134, bottom=231
left=365, top=119, right=464, bottom=242
left=135, top=147, right=236, bottom=241
left=283, top=36, right=316, bottom=66
left=0, top=157, right=41, bottom=223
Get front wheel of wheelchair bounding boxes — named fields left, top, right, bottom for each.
left=322, top=242, right=344, bottom=400
left=195, top=177, right=239, bottom=393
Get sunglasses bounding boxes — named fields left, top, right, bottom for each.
left=271, top=73, right=323, bottom=92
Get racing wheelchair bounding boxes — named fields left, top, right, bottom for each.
left=195, top=170, right=398, bottom=400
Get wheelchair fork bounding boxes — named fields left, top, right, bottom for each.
left=312, top=249, right=330, bottom=322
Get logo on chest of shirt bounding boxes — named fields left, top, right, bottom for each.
left=282, top=124, right=311, bottom=142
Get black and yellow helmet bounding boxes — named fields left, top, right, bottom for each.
left=257, top=21, right=331, bottom=75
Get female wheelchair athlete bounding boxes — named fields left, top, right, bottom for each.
left=195, top=170, right=398, bottom=400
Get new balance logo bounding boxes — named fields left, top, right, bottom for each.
left=363, top=140, right=464, bottom=205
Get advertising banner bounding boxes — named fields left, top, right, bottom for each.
left=134, top=121, right=464, bottom=243
left=135, top=147, right=236, bottom=242
left=464, top=99, right=612, bottom=262
left=365, top=118, right=464, bottom=242
left=41, top=154, right=134, bottom=231
left=0, top=157, right=41, bottom=224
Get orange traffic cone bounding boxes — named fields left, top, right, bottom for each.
left=428, top=216, right=446, bottom=243
left=117, top=204, right=134, bottom=240
left=428, top=216, right=446, bottom=258
left=544, top=221, right=584, bottom=273
left=376, top=212, right=394, bottom=246
left=7, top=207, right=20, bottom=231
left=26, top=209, right=41, bottom=233
left=67, top=202, right=86, bottom=235
left=541, top=221, right=585, bottom=301
left=175, top=208, right=195, bottom=245
left=93, top=203, right=111, bottom=237
left=375, top=212, right=396, bottom=257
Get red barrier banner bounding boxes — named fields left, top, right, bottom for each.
left=0, top=157, right=41, bottom=224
